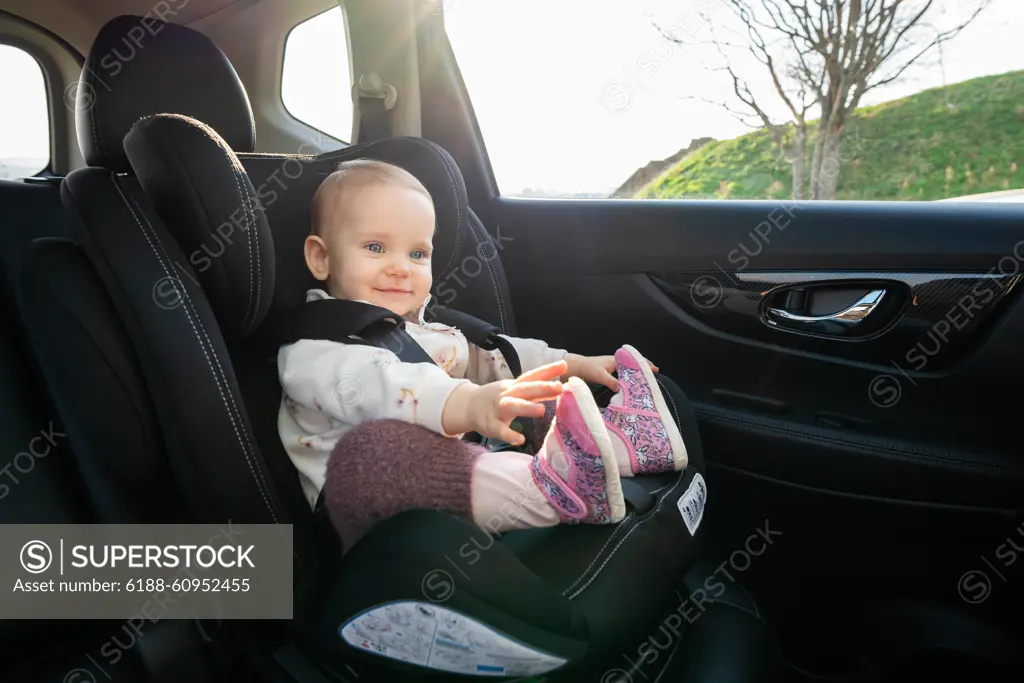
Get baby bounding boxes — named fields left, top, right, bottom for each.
left=278, top=159, right=689, bottom=548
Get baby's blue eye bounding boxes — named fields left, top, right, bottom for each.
left=411, top=250, right=427, bottom=260
left=365, top=243, right=383, bottom=254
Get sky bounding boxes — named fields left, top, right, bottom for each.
left=2, top=0, right=1022, bottom=192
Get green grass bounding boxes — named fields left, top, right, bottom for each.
left=638, top=70, right=1024, bottom=201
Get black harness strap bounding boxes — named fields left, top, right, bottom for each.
left=276, top=298, right=539, bottom=451
left=280, top=298, right=537, bottom=540
left=424, top=305, right=523, bottom=377
left=620, top=479, right=655, bottom=515
left=275, top=298, right=435, bottom=365
left=277, top=299, right=525, bottom=375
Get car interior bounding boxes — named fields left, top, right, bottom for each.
left=1, top=1, right=1022, bottom=682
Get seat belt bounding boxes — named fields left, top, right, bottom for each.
left=353, top=73, right=397, bottom=143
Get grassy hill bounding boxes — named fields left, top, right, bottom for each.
left=637, top=70, right=1024, bottom=201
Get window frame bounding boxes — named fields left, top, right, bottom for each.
left=0, top=35, right=57, bottom=178
left=279, top=5, right=355, bottom=147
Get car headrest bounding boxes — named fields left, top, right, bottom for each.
left=77, top=14, right=255, bottom=172
left=123, top=114, right=475, bottom=341
left=124, top=114, right=273, bottom=339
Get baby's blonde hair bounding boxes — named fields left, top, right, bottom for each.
left=310, top=158, right=433, bottom=236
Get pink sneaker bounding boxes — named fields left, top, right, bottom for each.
left=530, top=377, right=626, bottom=524
left=602, top=345, right=687, bottom=475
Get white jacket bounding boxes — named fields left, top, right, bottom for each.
left=278, top=289, right=569, bottom=508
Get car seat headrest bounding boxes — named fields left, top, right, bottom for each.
left=124, top=114, right=274, bottom=339
left=77, top=14, right=255, bottom=172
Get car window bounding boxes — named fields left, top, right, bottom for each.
left=282, top=7, right=354, bottom=143
left=445, top=0, right=1024, bottom=202
left=0, top=44, right=50, bottom=179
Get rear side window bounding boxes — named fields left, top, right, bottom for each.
left=0, top=45, right=50, bottom=179
left=447, top=0, right=1023, bottom=202
left=282, top=7, right=354, bottom=143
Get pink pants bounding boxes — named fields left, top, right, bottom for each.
left=323, top=399, right=571, bottom=548
left=470, top=450, right=560, bottom=531
left=322, top=395, right=643, bottom=549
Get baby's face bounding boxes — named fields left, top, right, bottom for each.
left=313, top=183, right=435, bottom=317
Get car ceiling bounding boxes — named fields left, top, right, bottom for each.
left=3, top=0, right=248, bottom=54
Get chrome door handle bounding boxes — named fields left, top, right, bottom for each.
left=768, top=289, right=886, bottom=324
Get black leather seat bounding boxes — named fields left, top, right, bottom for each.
left=0, top=178, right=220, bottom=682
left=14, top=14, right=780, bottom=683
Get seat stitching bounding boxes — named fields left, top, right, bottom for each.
left=490, top=221, right=512, bottom=332
left=239, top=153, right=311, bottom=160
left=86, top=64, right=100, bottom=161
left=230, top=161, right=261, bottom=329
left=405, top=138, right=463, bottom=283
left=112, top=177, right=278, bottom=522
left=568, top=468, right=687, bottom=600
left=91, top=61, right=109, bottom=164
left=230, top=162, right=255, bottom=330
left=249, top=105, right=256, bottom=152
left=250, top=177, right=262, bottom=329
left=656, top=377, right=682, bottom=428
left=560, top=517, right=632, bottom=596
left=178, top=116, right=255, bottom=329
left=123, top=179, right=277, bottom=521
left=414, top=140, right=463, bottom=279
left=464, top=215, right=507, bottom=332
left=651, top=481, right=675, bottom=497
left=232, top=156, right=262, bottom=328
left=645, top=381, right=684, bottom=498
left=225, top=162, right=255, bottom=329
left=477, top=219, right=507, bottom=332
left=567, top=524, right=640, bottom=601
left=564, top=378, right=687, bottom=598
left=315, top=149, right=357, bottom=162
left=565, top=376, right=684, bottom=593
left=732, top=581, right=764, bottom=622
left=564, top=464, right=689, bottom=600
left=650, top=612, right=685, bottom=682
left=556, top=372, right=631, bottom=593
left=212, top=116, right=259, bottom=331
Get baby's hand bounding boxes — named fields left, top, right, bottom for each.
left=564, top=353, right=659, bottom=392
left=442, top=361, right=567, bottom=445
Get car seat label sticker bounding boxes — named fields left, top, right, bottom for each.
left=677, top=472, right=706, bottom=535
left=339, top=601, right=568, bottom=677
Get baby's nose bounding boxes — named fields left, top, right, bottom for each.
left=386, top=259, right=411, bottom=275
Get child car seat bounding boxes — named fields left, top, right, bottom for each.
left=118, top=108, right=709, bottom=678
left=31, top=14, right=777, bottom=683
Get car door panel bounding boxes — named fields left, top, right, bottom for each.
left=489, top=198, right=1024, bottom=274
left=481, top=196, right=1023, bottom=566
left=468, top=194, right=1024, bottom=667
left=649, top=270, right=1020, bottom=366
left=425, top=12, right=1024, bottom=671
left=492, top=200, right=1023, bottom=440
left=495, top=258, right=1023, bottom=504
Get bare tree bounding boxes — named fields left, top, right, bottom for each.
left=663, top=0, right=990, bottom=199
